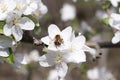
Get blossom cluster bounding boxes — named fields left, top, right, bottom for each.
left=39, top=24, right=94, bottom=79
left=0, top=0, right=47, bottom=41
left=108, top=0, right=120, bottom=44
left=0, top=0, right=47, bottom=58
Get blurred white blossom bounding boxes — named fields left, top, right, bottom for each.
left=95, top=10, right=108, bottom=20
left=3, top=13, right=35, bottom=41
left=109, top=13, right=120, bottom=44
left=112, top=31, right=120, bottom=44
left=0, top=35, right=15, bottom=57
left=87, top=67, right=116, bottom=80
left=60, top=3, right=76, bottom=21
left=48, top=69, right=65, bottom=80
left=109, top=0, right=120, bottom=7
left=80, top=21, right=93, bottom=33
left=0, top=0, right=16, bottom=20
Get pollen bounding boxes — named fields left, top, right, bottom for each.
left=1, top=4, right=8, bottom=12
left=13, top=18, right=19, bottom=26
left=16, top=3, right=22, bottom=11
left=55, top=54, right=63, bottom=63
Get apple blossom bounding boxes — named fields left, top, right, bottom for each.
left=109, top=13, right=120, bottom=30
left=23, top=0, right=38, bottom=15
left=109, top=13, right=120, bottom=43
left=39, top=51, right=69, bottom=79
left=3, top=13, right=35, bottom=41
left=41, top=24, right=72, bottom=51
left=48, top=69, right=65, bottom=80
left=32, top=0, right=48, bottom=18
left=0, top=0, right=16, bottom=20
left=109, top=0, right=120, bottom=7
left=112, top=31, right=120, bottom=44
left=87, top=67, right=116, bottom=80
left=60, top=3, right=76, bottom=21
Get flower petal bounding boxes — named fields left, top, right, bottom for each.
left=3, top=23, right=12, bottom=36
left=48, top=24, right=61, bottom=39
left=19, top=17, right=35, bottom=30
left=112, top=31, right=120, bottom=44
left=82, top=45, right=96, bottom=56
left=0, top=35, right=13, bottom=48
left=55, top=62, right=68, bottom=78
left=12, top=26, right=23, bottom=41
left=72, top=35, right=86, bottom=45
left=41, top=36, right=51, bottom=45
left=0, top=48, right=9, bottom=57
left=61, top=26, right=72, bottom=41
left=39, top=54, right=55, bottom=67
left=65, top=50, right=86, bottom=63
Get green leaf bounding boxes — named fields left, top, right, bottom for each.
left=4, top=48, right=14, bottom=64
left=102, top=0, right=111, bottom=10
left=80, top=64, right=88, bottom=74
left=102, top=17, right=110, bottom=26
left=33, top=26, right=41, bottom=35
left=0, top=21, right=6, bottom=34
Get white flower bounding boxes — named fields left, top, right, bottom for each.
left=64, top=32, right=86, bottom=63
left=41, top=24, right=72, bottom=51
left=109, top=13, right=120, bottom=44
left=48, top=69, right=65, bottom=80
left=23, top=0, right=38, bottom=15
left=0, top=0, right=16, bottom=20
left=20, top=54, right=31, bottom=65
left=32, top=0, right=48, bottom=18
left=14, top=53, right=24, bottom=68
left=29, top=49, right=40, bottom=62
left=87, top=67, right=99, bottom=80
left=87, top=67, right=116, bottom=80
left=95, top=10, right=108, bottom=20
left=0, top=35, right=15, bottom=57
left=60, top=3, right=76, bottom=21
left=3, top=13, right=35, bottom=41
left=109, top=13, right=120, bottom=30
left=39, top=51, right=69, bottom=79
left=80, top=21, right=93, bottom=33
left=110, top=0, right=120, bottom=7
left=14, top=0, right=27, bottom=15
left=112, top=31, right=120, bottom=44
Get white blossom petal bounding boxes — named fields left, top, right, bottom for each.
left=112, top=31, right=120, bottom=44
left=24, top=2, right=38, bottom=15
left=12, top=26, right=23, bottom=41
left=41, top=36, right=51, bottom=45
left=48, top=69, right=59, bottom=80
left=39, top=54, right=55, bottom=67
left=65, top=50, right=86, bottom=63
left=19, top=17, right=35, bottom=30
left=0, top=48, right=9, bottom=57
left=48, top=24, right=61, bottom=39
left=3, top=23, right=12, bottom=36
left=55, top=62, right=68, bottom=78
left=82, top=45, right=96, bottom=56
left=72, top=35, right=86, bottom=45
left=0, top=35, right=13, bottom=48
left=61, top=26, right=72, bottom=41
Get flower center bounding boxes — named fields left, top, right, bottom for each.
left=70, top=45, right=74, bottom=52
left=16, top=3, right=22, bottom=11
left=1, top=4, right=8, bottom=12
left=13, top=18, right=19, bottom=26
left=55, top=54, right=63, bottom=63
